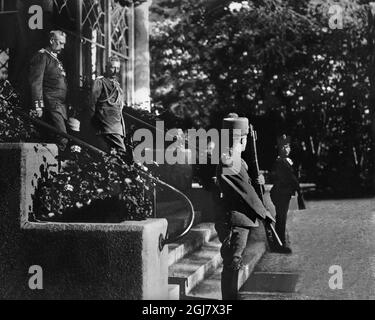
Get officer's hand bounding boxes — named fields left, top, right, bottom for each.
left=30, top=100, right=44, bottom=118
left=30, top=107, right=43, bottom=118
left=257, top=174, right=265, bottom=185
left=264, top=210, right=276, bottom=224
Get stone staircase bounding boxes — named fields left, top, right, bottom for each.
left=158, top=185, right=274, bottom=300
left=167, top=222, right=267, bottom=300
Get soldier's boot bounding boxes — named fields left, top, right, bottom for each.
left=221, top=266, right=239, bottom=300
left=270, top=223, right=292, bottom=254
left=272, top=245, right=292, bottom=254
left=270, top=235, right=292, bottom=254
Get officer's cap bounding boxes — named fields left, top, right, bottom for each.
left=222, top=117, right=249, bottom=136
left=277, top=134, right=291, bottom=148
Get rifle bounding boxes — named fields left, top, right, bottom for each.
left=248, top=125, right=283, bottom=247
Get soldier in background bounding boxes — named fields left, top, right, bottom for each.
left=89, top=55, right=126, bottom=154
left=215, top=116, right=275, bottom=300
left=29, top=30, right=74, bottom=151
left=270, top=134, right=300, bottom=254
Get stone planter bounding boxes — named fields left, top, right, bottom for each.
left=0, top=143, right=168, bottom=299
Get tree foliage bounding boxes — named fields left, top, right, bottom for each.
left=150, top=0, right=374, bottom=196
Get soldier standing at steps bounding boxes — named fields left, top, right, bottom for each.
left=215, top=116, right=275, bottom=300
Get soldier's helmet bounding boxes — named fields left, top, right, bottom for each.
left=277, top=134, right=291, bottom=148
left=222, top=117, right=249, bottom=137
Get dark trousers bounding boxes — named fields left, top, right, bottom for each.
left=96, top=133, right=126, bottom=154
left=270, top=193, right=291, bottom=246
left=215, top=222, right=250, bottom=300
left=41, top=107, right=68, bottom=152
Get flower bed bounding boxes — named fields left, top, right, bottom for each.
left=32, top=146, right=155, bottom=222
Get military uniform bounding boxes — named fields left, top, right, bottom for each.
left=29, top=48, right=69, bottom=150
left=270, top=139, right=299, bottom=248
left=90, top=76, right=126, bottom=153
left=215, top=117, right=270, bottom=300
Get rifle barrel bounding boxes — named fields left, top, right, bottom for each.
left=249, top=125, right=283, bottom=247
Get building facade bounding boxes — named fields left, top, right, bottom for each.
left=0, top=0, right=151, bottom=111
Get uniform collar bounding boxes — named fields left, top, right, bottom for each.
left=278, top=156, right=294, bottom=166
left=45, top=47, right=58, bottom=59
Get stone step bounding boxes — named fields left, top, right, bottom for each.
left=168, top=284, right=180, bottom=300
left=168, top=237, right=222, bottom=298
left=190, top=222, right=217, bottom=240
left=168, top=222, right=217, bottom=267
left=168, top=223, right=216, bottom=267
left=186, top=241, right=266, bottom=300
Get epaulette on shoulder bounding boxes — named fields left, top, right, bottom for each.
left=96, top=76, right=104, bottom=80
left=38, top=48, right=46, bottom=54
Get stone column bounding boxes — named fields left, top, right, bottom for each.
left=134, top=0, right=151, bottom=111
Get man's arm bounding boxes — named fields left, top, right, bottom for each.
left=89, top=78, right=103, bottom=118
left=221, top=172, right=269, bottom=220
left=29, top=52, right=47, bottom=107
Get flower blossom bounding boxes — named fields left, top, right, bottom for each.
left=64, top=184, right=74, bottom=192
left=70, top=145, right=82, bottom=153
left=228, top=2, right=242, bottom=13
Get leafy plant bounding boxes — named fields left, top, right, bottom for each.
left=150, top=0, right=374, bottom=196
left=32, top=146, right=155, bottom=222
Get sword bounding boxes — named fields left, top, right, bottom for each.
left=269, top=222, right=283, bottom=247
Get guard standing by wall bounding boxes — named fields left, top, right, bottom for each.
left=89, top=56, right=126, bottom=154
left=270, top=134, right=300, bottom=254
left=215, top=116, right=275, bottom=300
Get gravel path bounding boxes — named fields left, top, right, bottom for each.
left=248, top=198, right=375, bottom=300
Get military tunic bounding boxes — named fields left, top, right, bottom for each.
left=29, top=48, right=69, bottom=150
left=270, top=157, right=299, bottom=246
left=215, top=157, right=269, bottom=299
left=29, top=48, right=68, bottom=118
left=90, top=76, right=126, bottom=153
